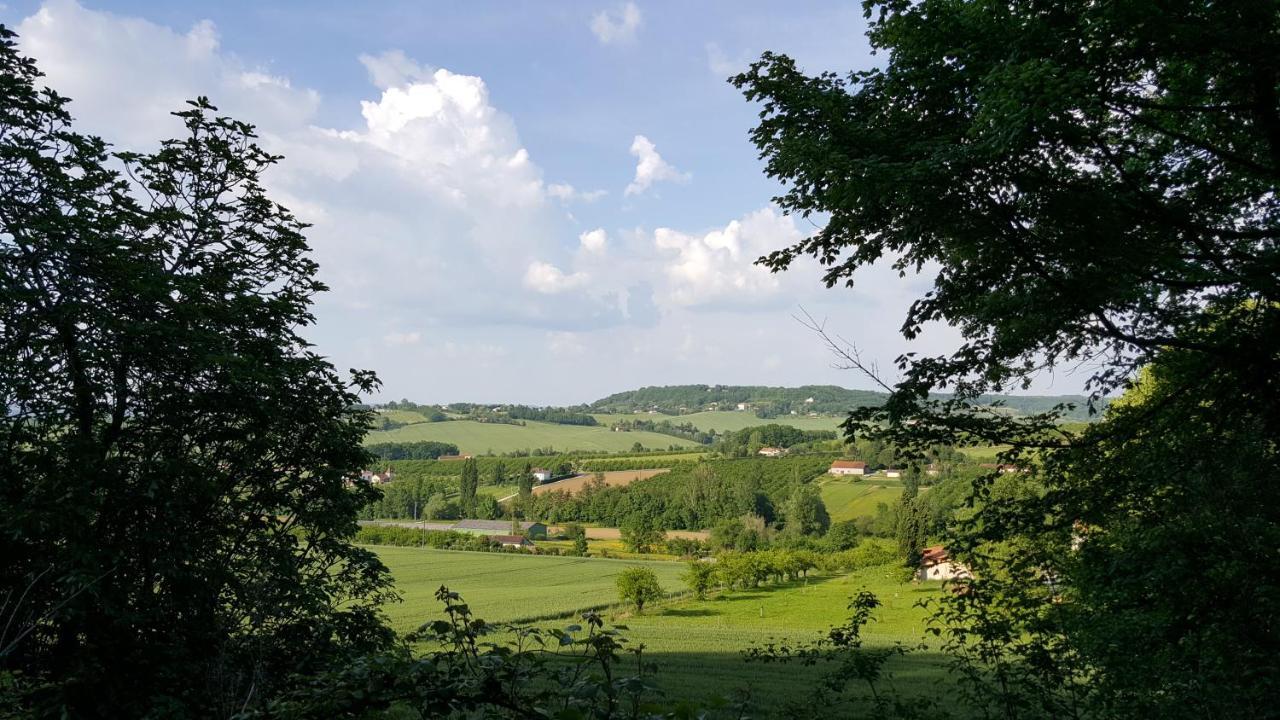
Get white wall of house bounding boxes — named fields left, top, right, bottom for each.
left=829, top=467, right=865, bottom=476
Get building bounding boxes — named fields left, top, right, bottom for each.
left=885, top=468, right=902, bottom=478
left=757, top=446, right=786, bottom=457
left=452, top=519, right=548, bottom=539
left=917, top=545, right=972, bottom=582
left=828, top=459, right=867, bottom=476
left=531, top=467, right=552, bottom=482
left=979, top=463, right=1025, bottom=474
left=736, top=402, right=749, bottom=411
left=360, top=467, right=395, bottom=484
left=493, top=535, right=534, bottom=548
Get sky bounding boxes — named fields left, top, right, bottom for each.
left=1, top=1, right=1082, bottom=405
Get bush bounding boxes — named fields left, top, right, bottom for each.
left=615, top=567, right=663, bottom=613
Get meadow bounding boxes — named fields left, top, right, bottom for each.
left=372, top=546, right=690, bottom=632
left=818, top=475, right=908, bottom=523
left=365, top=418, right=696, bottom=454
left=372, top=546, right=951, bottom=714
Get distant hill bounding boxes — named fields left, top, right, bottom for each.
left=588, top=384, right=1105, bottom=421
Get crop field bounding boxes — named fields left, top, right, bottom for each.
left=531, top=468, right=670, bottom=496
left=372, top=546, right=689, bottom=633
left=818, top=477, right=907, bottom=522
left=372, top=547, right=951, bottom=714
left=592, top=410, right=842, bottom=434
left=365, top=419, right=698, bottom=454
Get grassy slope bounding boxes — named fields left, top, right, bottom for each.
left=818, top=476, right=906, bottom=522
left=365, top=419, right=696, bottom=454
left=372, top=547, right=950, bottom=715
left=592, top=410, right=843, bottom=434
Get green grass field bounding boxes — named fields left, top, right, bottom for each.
left=818, top=476, right=905, bottom=522
left=591, top=410, right=843, bottom=434
left=365, top=419, right=698, bottom=454
left=372, top=546, right=690, bottom=632
left=371, top=546, right=951, bottom=715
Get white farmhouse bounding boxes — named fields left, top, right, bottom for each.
left=828, top=459, right=867, bottom=476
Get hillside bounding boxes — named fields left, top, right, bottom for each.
left=589, top=384, right=1105, bottom=421
left=364, top=417, right=695, bottom=454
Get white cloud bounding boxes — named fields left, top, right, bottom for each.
left=625, top=135, right=689, bottom=196
left=579, top=228, right=608, bottom=254
left=589, top=2, right=641, bottom=45
left=652, top=207, right=803, bottom=308
left=546, top=331, right=587, bottom=356
left=547, top=182, right=607, bottom=203
left=524, top=261, right=588, bottom=294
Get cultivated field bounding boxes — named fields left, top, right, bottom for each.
left=372, top=547, right=950, bottom=714
left=591, top=410, right=843, bottom=434
left=531, top=468, right=670, bottom=495
left=365, top=419, right=696, bottom=454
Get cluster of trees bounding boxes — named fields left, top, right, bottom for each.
left=504, top=405, right=599, bottom=426
left=714, top=423, right=838, bottom=456
left=519, top=456, right=834, bottom=531
left=366, top=440, right=460, bottom=461
left=681, top=540, right=899, bottom=600
left=607, top=418, right=717, bottom=444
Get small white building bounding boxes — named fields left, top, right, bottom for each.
left=531, top=467, right=552, bottom=482
left=828, top=460, right=867, bottom=476
left=736, top=402, right=749, bottom=411
left=885, top=468, right=902, bottom=478
left=757, top=446, right=786, bottom=457
left=917, top=545, right=972, bottom=582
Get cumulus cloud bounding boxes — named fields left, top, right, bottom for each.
left=652, top=207, right=804, bottom=308
left=706, top=42, right=747, bottom=77
left=524, top=261, right=588, bottom=294
left=625, top=135, right=689, bottom=196
left=579, top=228, right=608, bottom=254
left=589, top=2, right=641, bottom=45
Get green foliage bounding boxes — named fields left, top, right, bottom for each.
left=0, top=32, right=391, bottom=715
left=619, top=514, right=665, bottom=553
left=733, top=1, right=1280, bottom=716
left=826, top=520, right=862, bottom=551
left=243, top=587, right=665, bottom=720
left=715, top=423, right=838, bottom=456
left=458, top=457, right=479, bottom=516
left=783, top=483, right=831, bottom=537
left=681, top=562, right=717, bottom=600
left=366, top=440, right=459, bottom=460
left=615, top=567, right=664, bottom=613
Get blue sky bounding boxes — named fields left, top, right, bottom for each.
left=1, top=1, right=1076, bottom=405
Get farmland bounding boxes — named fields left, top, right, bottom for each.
left=528, top=468, right=670, bottom=496
left=818, top=475, right=908, bottom=523
left=592, top=410, right=843, bottom=434
left=372, top=546, right=950, bottom=713
left=373, top=546, right=690, bottom=632
left=365, top=418, right=696, bottom=454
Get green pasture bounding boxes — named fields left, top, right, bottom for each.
left=371, top=546, right=952, bottom=715
left=372, top=546, right=689, bottom=632
left=818, top=476, right=906, bottom=523
left=365, top=419, right=698, bottom=454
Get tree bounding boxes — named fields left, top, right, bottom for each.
left=826, top=520, right=861, bottom=551
left=473, top=493, right=501, bottom=521
left=459, top=457, right=479, bottom=516
left=894, top=496, right=926, bottom=569
left=567, top=524, right=589, bottom=557
left=619, top=514, right=665, bottom=553
left=0, top=30, right=391, bottom=715
left=517, top=462, right=534, bottom=513
left=491, top=460, right=507, bottom=486
left=783, top=484, right=830, bottom=537
left=615, top=567, right=663, bottom=613
left=681, top=561, right=717, bottom=600
left=734, top=2, right=1280, bottom=716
